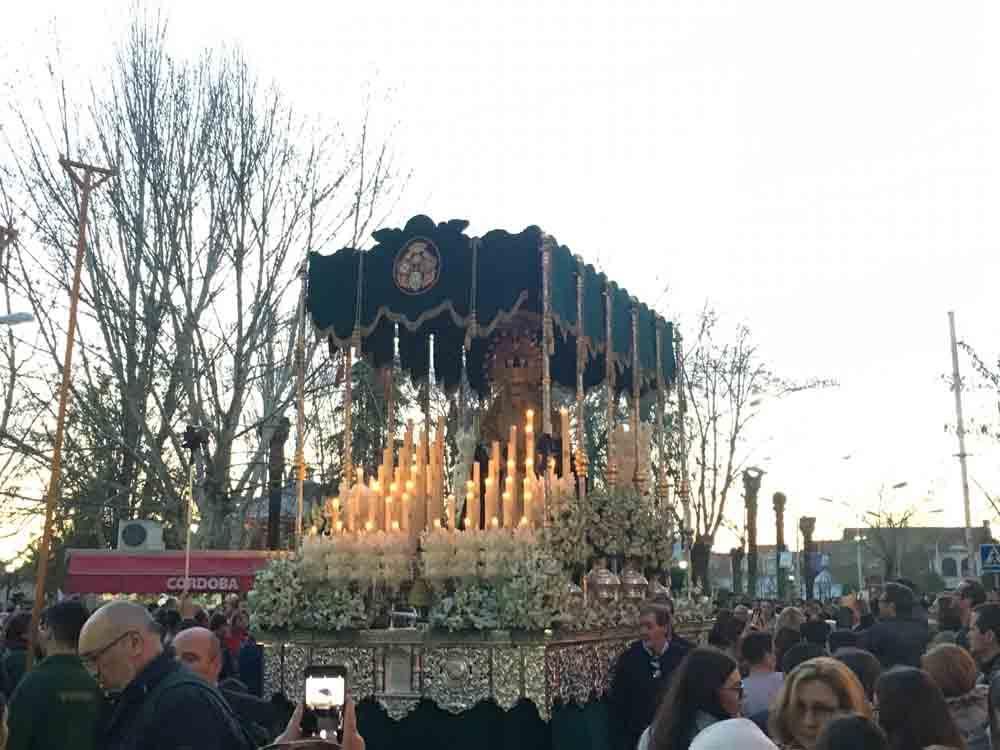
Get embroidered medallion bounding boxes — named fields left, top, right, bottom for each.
left=393, top=238, right=441, bottom=295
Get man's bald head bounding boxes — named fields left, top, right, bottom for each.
left=79, top=600, right=162, bottom=692
left=171, top=626, right=222, bottom=684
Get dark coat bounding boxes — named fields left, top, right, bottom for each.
left=609, top=637, right=692, bottom=750
left=6, top=653, right=102, bottom=750
left=222, top=683, right=281, bottom=745
left=0, top=644, right=27, bottom=696
left=100, top=652, right=253, bottom=750
left=858, top=616, right=930, bottom=669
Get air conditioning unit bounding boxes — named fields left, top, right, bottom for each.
left=117, top=520, right=165, bottom=551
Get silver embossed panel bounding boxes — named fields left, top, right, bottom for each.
left=423, top=646, right=491, bottom=713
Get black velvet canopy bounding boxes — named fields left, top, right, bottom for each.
left=307, top=215, right=674, bottom=397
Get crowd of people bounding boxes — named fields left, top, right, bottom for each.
left=0, top=577, right=997, bottom=749
left=0, top=594, right=365, bottom=749
left=610, top=578, right=1000, bottom=750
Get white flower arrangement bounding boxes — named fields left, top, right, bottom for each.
left=247, top=557, right=303, bottom=631
left=542, top=487, right=676, bottom=573
left=293, top=584, right=369, bottom=631
left=428, top=581, right=499, bottom=632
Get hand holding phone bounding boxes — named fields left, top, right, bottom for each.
left=304, top=664, right=348, bottom=741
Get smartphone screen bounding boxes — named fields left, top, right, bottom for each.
left=306, top=673, right=345, bottom=711
left=305, top=665, right=347, bottom=713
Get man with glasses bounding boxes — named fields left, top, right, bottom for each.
left=78, top=601, right=253, bottom=750
left=609, top=600, right=691, bottom=750
left=6, top=599, right=100, bottom=750
left=956, top=579, right=987, bottom=651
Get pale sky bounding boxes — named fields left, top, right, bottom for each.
left=4, top=0, right=999, bottom=554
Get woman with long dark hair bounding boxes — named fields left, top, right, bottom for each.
left=643, top=647, right=742, bottom=750
left=875, top=667, right=965, bottom=750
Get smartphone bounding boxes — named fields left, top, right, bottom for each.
left=304, top=665, right=348, bottom=740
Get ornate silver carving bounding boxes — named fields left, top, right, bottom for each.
left=493, top=646, right=522, bottom=711
left=262, top=642, right=283, bottom=697
left=310, top=646, right=377, bottom=700
left=523, top=646, right=548, bottom=719
left=380, top=696, right=422, bottom=721
left=255, top=625, right=709, bottom=720
left=281, top=643, right=309, bottom=703
left=423, top=646, right=491, bottom=713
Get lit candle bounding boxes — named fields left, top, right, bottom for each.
left=502, top=491, right=513, bottom=528
left=385, top=496, right=393, bottom=532
left=490, top=516, right=500, bottom=529
left=402, top=492, right=410, bottom=532
left=471, top=462, right=481, bottom=531
left=484, top=475, right=496, bottom=526
left=391, top=520, right=400, bottom=532
left=365, top=520, right=374, bottom=533
left=519, top=515, right=529, bottom=528
left=334, top=520, right=344, bottom=534
left=433, top=518, right=442, bottom=531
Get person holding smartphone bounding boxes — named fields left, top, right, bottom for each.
left=273, top=698, right=365, bottom=749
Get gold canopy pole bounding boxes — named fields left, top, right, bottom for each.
left=604, top=285, right=617, bottom=488
left=294, top=261, right=308, bottom=544
left=28, top=157, right=116, bottom=671
left=574, top=259, right=587, bottom=500
left=424, top=333, right=435, bottom=436
left=540, top=235, right=554, bottom=436
left=344, top=251, right=364, bottom=490
left=655, top=320, right=671, bottom=515
left=675, top=327, right=690, bottom=532
left=631, top=300, right=647, bottom=495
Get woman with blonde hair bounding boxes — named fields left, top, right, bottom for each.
left=769, top=657, right=870, bottom=750
left=922, top=644, right=989, bottom=750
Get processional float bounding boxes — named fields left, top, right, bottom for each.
left=253, top=215, right=707, bottom=720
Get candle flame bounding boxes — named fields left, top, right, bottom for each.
left=490, top=517, right=500, bottom=528
left=391, top=520, right=400, bottom=532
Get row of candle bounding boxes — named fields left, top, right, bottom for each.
left=325, top=407, right=577, bottom=538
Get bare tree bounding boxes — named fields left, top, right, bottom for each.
left=2, top=17, right=404, bottom=551
left=679, top=307, right=834, bottom=587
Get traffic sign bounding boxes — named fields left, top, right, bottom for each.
left=981, top=544, right=1000, bottom=573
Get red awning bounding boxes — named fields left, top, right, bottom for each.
left=64, top=549, right=276, bottom=595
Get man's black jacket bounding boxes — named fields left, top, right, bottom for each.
left=608, top=637, right=692, bottom=750
left=100, top=652, right=253, bottom=750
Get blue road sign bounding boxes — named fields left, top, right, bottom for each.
left=981, top=544, right=1000, bottom=574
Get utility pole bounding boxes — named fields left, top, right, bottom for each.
left=948, top=311, right=977, bottom=577
left=28, top=158, right=116, bottom=670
